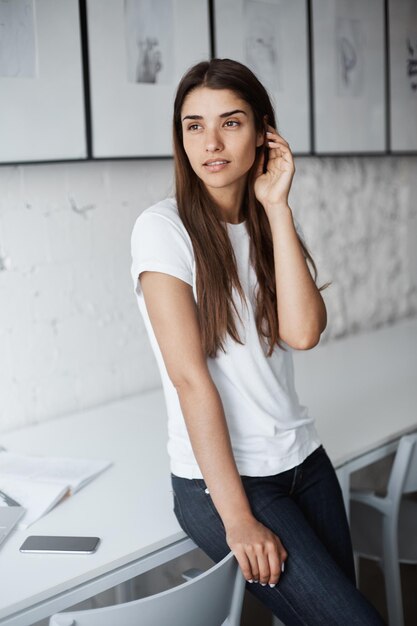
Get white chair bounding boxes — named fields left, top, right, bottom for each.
left=349, top=432, right=417, bottom=626
left=49, top=548, right=246, bottom=626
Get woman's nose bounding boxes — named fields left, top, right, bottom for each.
left=205, top=129, right=224, bottom=152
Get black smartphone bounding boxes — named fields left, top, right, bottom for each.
left=19, top=535, right=100, bottom=554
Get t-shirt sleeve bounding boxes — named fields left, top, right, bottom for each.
left=130, top=212, right=194, bottom=296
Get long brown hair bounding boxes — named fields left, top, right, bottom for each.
left=173, top=58, right=330, bottom=358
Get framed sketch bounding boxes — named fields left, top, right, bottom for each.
left=388, top=0, right=417, bottom=152
left=86, top=0, right=210, bottom=158
left=311, top=0, right=386, bottom=154
left=0, top=0, right=87, bottom=164
left=213, top=0, right=311, bottom=154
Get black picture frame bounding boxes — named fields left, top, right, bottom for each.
left=387, top=0, right=417, bottom=153
left=310, top=0, right=387, bottom=155
left=0, top=0, right=87, bottom=166
left=213, top=0, right=312, bottom=155
left=85, top=0, right=211, bottom=159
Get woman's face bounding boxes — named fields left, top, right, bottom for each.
left=181, top=87, right=264, bottom=199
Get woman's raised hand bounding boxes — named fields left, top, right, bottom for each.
left=225, top=515, right=287, bottom=586
left=254, top=123, right=296, bottom=217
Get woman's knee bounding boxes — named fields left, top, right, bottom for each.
left=246, top=566, right=384, bottom=626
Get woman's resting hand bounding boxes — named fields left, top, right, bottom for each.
left=225, top=515, right=287, bottom=587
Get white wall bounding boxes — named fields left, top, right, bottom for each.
left=0, top=155, right=416, bottom=433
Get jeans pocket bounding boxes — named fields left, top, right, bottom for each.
left=192, top=479, right=223, bottom=521
left=193, top=478, right=209, bottom=493
left=172, top=490, right=193, bottom=537
left=170, top=475, right=193, bottom=535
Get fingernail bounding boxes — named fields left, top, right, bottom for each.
left=269, top=583, right=276, bottom=587
left=281, top=562, right=285, bottom=573
left=247, top=579, right=254, bottom=583
left=261, top=583, right=267, bottom=586
left=254, top=579, right=259, bottom=583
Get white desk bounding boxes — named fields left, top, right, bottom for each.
left=293, top=316, right=417, bottom=515
left=0, top=391, right=195, bottom=626
left=0, top=316, right=416, bottom=625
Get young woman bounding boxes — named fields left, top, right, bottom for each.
left=130, top=58, right=384, bottom=625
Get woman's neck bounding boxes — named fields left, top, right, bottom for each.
left=207, top=184, right=246, bottom=224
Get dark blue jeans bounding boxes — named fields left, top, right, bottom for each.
left=171, top=444, right=385, bottom=625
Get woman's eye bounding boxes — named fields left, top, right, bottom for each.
left=187, top=120, right=240, bottom=131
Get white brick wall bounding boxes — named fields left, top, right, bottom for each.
left=289, top=156, right=417, bottom=337
left=0, top=156, right=416, bottom=433
left=0, top=159, right=174, bottom=432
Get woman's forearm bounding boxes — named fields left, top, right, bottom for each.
left=266, top=203, right=327, bottom=349
left=175, top=378, right=254, bottom=529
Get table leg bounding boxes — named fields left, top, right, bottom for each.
left=335, top=465, right=350, bottom=522
left=114, top=579, right=136, bottom=604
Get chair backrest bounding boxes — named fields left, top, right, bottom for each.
left=49, top=549, right=245, bottom=626
left=387, top=432, right=417, bottom=502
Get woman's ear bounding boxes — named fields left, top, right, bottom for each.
left=256, top=113, right=269, bottom=147
left=256, top=130, right=265, bottom=148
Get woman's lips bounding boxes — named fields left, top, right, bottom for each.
left=203, top=161, right=230, bottom=172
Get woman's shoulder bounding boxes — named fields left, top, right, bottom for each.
left=136, top=196, right=181, bottom=226
left=131, top=196, right=192, bottom=250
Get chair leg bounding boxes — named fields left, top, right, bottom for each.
left=353, top=553, right=360, bottom=588
left=383, top=554, right=404, bottom=626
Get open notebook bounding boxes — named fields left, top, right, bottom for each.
left=0, top=489, right=25, bottom=547
left=0, top=449, right=112, bottom=529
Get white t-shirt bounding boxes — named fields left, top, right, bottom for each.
left=130, top=196, right=321, bottom=479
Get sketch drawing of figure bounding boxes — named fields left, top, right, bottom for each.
left=124, top=0, right=173, bottom=84
left=404, top=0, right=417, bottom=93
left=136, top=36, right=162, bottom=83
left=243, top=0, right=283, bottom=94
left=407, top=35, right=417, bottom=92
left=0, top=0, right=36, bottom=78
left=406, top=36, right=417, bottom=92
left=339, top=37, right=356, bottom=86
left=335, top=17, right=364, bottom=98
